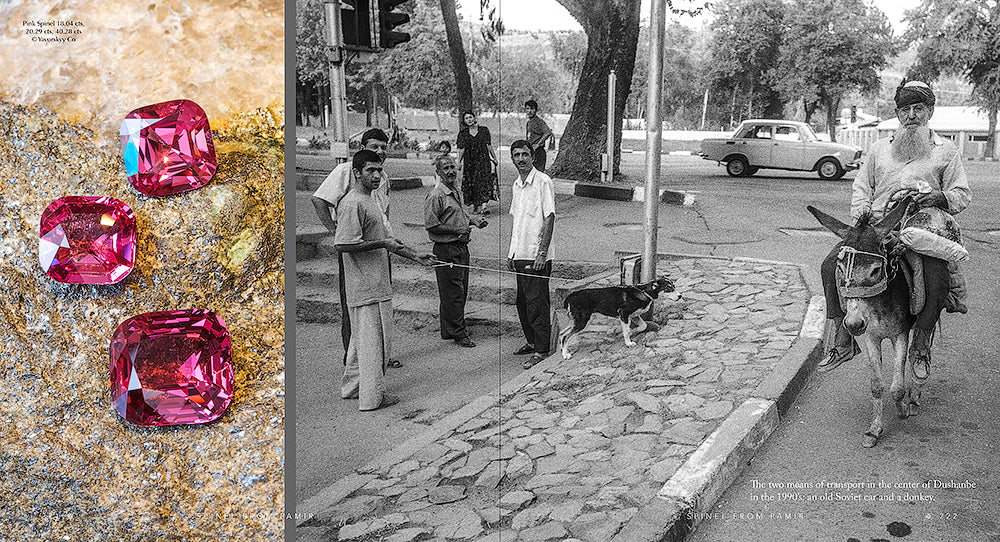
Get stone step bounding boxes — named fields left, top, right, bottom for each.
left=295, top=286, right=524, bottom=335
left=297, top=257, right=520, bottom=305
left=296, top=224, right=330, bottom=261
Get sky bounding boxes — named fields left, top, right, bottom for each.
left=459, top=0, right=910, bottom=34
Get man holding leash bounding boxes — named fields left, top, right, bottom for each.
left=311, top=128, right=405, bottom=368
left=507, top=139, right=556, bottom=369
left=820, top=80, right=971, bottom=373
left=424, top=154, right=488, bottom=348
left=335, top=149, right=434, bottom=411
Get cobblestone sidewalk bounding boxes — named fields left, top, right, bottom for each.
left=297, top=256, right=813, bottom=542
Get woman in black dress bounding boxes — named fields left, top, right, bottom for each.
left=456, top=110, right=498, bottom=215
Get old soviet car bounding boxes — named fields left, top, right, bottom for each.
left=700, top=119, right=862, bottom=179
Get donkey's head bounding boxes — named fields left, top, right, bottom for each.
left=807, top=199, right=911, bottom=336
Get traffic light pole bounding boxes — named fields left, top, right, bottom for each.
left=324, top=0, right=350, bottom=163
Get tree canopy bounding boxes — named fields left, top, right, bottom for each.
left=905, top=0, right=1000, bottom=157
left=774, top=0, right=895, bottom=140
left=707, top=0, right=786, bottom=124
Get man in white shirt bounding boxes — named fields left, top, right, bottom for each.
left=311, top=128, right=397, bottom=367
left=506, top=139, right=556, bottom=369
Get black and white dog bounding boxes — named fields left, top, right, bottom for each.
left=559, top=277, right=675, bottom=359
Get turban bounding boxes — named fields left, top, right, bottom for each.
left=895, top=81, right=936, bottom=109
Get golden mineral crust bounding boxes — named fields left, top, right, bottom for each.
left=0, top=101, right=285, bottom=541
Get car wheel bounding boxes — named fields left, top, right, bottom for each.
left=817, top=158, right=845, bottom=180
left=726, top=157, right=750, bottom=177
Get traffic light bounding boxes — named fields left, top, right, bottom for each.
left=341, top=0, right=375, bottom=51
left=377, top=0, right=411, bottom=49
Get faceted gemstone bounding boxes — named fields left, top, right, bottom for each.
left=120, top=99, right=217, bottom=197
left=110, top=309, right=233, bottom=427
left=39, top=196, right=136, bottom=284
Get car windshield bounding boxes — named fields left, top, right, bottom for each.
left=798, top=124, right=818, bottom=142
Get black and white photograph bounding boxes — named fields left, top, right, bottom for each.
left=292, top=0, right=999, bottom=540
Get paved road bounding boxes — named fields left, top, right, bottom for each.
left=687, top=160, right=1000, bottom=542
left=294, top=154, right=1000, bottom=539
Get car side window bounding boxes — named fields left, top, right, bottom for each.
left=742, top=125, right=771, bottom=139
left=774, top=126, right=799, bottom=142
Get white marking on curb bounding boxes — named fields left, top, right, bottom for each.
left=800, top=295, right=825, bottom=340
left=553, top=180, right=577, bottom=195
left=658, top=398, right=778, bottom=519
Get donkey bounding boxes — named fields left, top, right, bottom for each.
left=808, top=198, right=949, bottom=448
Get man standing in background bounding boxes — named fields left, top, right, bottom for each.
left=525, top=99, right=553, bottom=173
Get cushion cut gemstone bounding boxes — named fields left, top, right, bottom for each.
left=39, top=196, right=136, bottom=284
left=110, top=309, right=234, bottom=427
left=120, top=99, right=217, bottom=197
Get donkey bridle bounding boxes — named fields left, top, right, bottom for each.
left=836, top=245, right=898, bottom=298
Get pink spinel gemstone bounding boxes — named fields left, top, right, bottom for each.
left=120, top=99, right=217, bottom=197
left=110, top=309, right=234, bottom=427
left=39, top=196, right=136, bottom=284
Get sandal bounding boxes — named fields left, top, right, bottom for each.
left=522, top=353, right=545, bottom=370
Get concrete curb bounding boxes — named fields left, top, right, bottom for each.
left=415, top=176, right=695, bottom=206
left=552, top=178, right=695, bottom=206
left=296, top=254, right=825, bottom=540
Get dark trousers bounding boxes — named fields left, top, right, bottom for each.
left=433, top=242, right=471, bottom=340
left=338, top=252, right=352, bottom=365
left=821, top=242, right=845, bottom=319
left=514, top=260, right=552, bottom=354
left=339, top=251, right=391, bottom=364
left=532, top=147, right=547, bottom=173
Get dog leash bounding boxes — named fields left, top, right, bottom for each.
left=430, top=261, right=581, bottom=283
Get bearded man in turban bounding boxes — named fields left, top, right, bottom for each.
left=818, top=80, right=971, bottom=375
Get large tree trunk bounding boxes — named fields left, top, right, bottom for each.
left=439, top=0, right=474, bottom=112
left=986, top=104, right=997, bottom=159
left=550, top=0, right=641, bottom=182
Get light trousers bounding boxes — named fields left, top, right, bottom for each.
left=341, top=299, right=393, bottom=411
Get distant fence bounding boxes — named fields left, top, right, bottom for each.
left=839, top=126, right=1000, bottom=158
left=837, top=127, right=880, bottom=153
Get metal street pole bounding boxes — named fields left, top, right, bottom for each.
left=603, top=70, right=617, bottom=183
left=642, top=0, right=666, bottom=284
left=324, top=0, right=349, bottom=163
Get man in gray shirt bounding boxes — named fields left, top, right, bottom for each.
left=424, top=154, right=488, bottom=348
left=336, top=149, right=433, bottom=410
